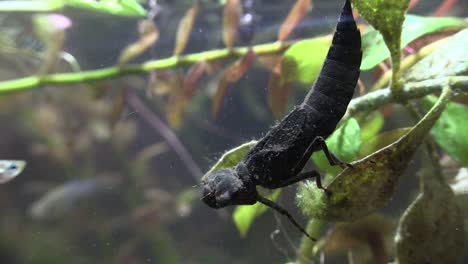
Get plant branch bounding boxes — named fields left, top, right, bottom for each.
left=127, top=90, right=203, bottom=181
left=0, top=41, right=291, bottom=93
left=343, top=76, right=468, bottom=121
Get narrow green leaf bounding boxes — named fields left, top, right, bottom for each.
left=311, top=118, right=361, bottom=175
left=281, top=36, right=332, bottom=84
left=421, top=96, right=468, bottom=165
left=361, top=15, right=467, bottom=70
left=206, top=140, right=257, bottom=174
left=66, top=0, right=146, bottom=17
left=232, top=190, right=281, bottom=237
left=0, top=0, right=64, bottom=12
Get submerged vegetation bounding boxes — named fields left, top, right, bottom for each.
left=0, top=0, right=467, bottom=263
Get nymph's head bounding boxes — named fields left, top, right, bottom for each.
left=201, top=168, right=257, bottom=208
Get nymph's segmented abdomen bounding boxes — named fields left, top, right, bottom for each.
left=303, top=0, right=361, bottom=125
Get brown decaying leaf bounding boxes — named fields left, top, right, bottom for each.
left=316, top=214, right=394, bottom=264
left=408, top=0, right=420, bottom=11
left=154, top=64, right=206, bottom=128
left=268, top=71, right=291, bottom=118
left=267, top=57, right=292, bottom=117
left=212, top=78, right=229, bottom=118
left=174, top=1, right=199, bottom=56
left=166, top=70, right=187, bottom=128
left=357, top=79, right=366, bottom=96
left=211, top=49, right=256, bottom=117
left=183, top=61, right=207, bottom=98
left=381, top=104, right=393, bottom=117
left=224, top=49, right=255, bottom=82
left=223, top=0, right=241, bottom=49
left=205, top=60, right=223, bottom=75
left=278, top=0, right=312, bottom=42
left=257, top=55, right=282, bottom=72
left=434, top=0, right=458, bottom=17
left=118, top=19, right=159, bottom=66
left=149, top=71, right=174, bottom=96
left=109, top=88, right=127, bottom=130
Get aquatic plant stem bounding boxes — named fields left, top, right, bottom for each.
left=296, top=219, right=322, bottom=264
left=0, top=41, right=290, bottom=93
left=127, top=90, right=203, bottom=181
left=343, top=76, right=468, bottom=121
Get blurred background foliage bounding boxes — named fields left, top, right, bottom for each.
left=0, top=0, right=467, bottom=263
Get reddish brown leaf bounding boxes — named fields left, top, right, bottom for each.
left=224, top=49, right=256, bottom=82
left=183, top=61, right=207, bottom=98
left=278, top=0, right=312, bottom=42
left=166, top=70, right=187, bottom=128
left=110, top=88, right=127, bottom=129
left=382, top=104, right=393, bottom=117
left=223, top=0, right=241, bottom=49
left=205, top=60, right=224, bottom=75
left=408, top=0, right=420, bottom=11
left=434, top=0, right=457, bottom=16
left=147, top=70, right=173, bottom=96
left=118, top=19, right=159, bottom=66
left=149, top=71, right=173, bottom=96
left=174, top=1, right=199, bottom=56
left=268, top=71, right=291, bottom=117
left=257, top=55, right=282, bottom=72
left=357, top=78, right=366, bottom=96
left=212, top=78, right=229, bottom=118
left=211, top=50, right=256, bottom=118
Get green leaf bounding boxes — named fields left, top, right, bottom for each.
left=403, top=28, right=468, bottom=82
left=354, top=0, right=410, bottom=79
left=232, top=190, right=281, bottom=237
left=298, top=86, right=452, bottom=221
left=311, top=118, right=361, bottom=175
left=359, top=127, right=411, bottom=158
left=0, top=0, right=64, bottom=12
left=66, top=0, right=146, bottom=17
left=0, top=0, right=146, bottom=16
left=205, top=140, right=257, bottom=174
left=361, top=15, right=467, bottom=70
left=281, top=36, right=332, bottom=84
left=360, top=112, right=384, bottom=143
left=421, top=96, right=468, bottom=165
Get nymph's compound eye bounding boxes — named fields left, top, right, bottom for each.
left=201, top=169, right=242, bottom=208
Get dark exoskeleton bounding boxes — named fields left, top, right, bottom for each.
left=201, top=0, right=362, bottom=240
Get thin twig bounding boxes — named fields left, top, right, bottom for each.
left=127, top=89, right=203, bottom=181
